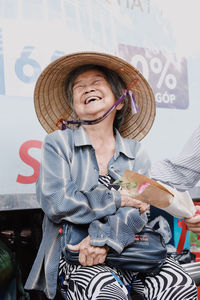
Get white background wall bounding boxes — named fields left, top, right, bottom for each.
left=0, top=0, right=199, bottom=199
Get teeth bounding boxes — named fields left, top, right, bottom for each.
left=85, top=96, right=101, bottom=104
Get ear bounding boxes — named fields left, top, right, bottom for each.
left=116, top=101, right=124, bottom=111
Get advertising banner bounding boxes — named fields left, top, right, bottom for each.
left=0, top=0, right=199, bottom=206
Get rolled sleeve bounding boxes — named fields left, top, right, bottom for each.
left=89, top=207, right=148, bottom=253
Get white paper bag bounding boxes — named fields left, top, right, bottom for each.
left=157, top=182, right=196, bottom=218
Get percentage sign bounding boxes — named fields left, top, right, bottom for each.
left=150, top=57, right=177, bottom=90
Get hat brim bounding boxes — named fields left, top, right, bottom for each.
left=34, top=51, right=156, bottom=140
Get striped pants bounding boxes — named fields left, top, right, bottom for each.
left=58, top=256, right=197, bottom=300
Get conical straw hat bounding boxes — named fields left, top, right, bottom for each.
left=34, top=51, right=156, bottom=141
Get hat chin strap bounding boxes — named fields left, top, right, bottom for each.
left=57, top=90, right=139, bottom=130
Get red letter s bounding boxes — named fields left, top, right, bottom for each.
left=16, top=140, right=42, bottom=184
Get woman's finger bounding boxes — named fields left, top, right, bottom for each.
left=67, top=243, right=80, bottom=251
left=185, top=215, right=200, bottom=224
left=79, top=251, right=87, bottom=265
left=187, top=228, right=200, bottom=235
left=139, top=203, right=150, bottom=214
left=86, top=254, right=95, bottom=266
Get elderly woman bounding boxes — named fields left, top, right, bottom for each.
left=25, top=52, right=197, bottom=300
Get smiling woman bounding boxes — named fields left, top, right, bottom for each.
left=65, top=65, right=128, bottom=130
left=72, top=70, right=118, bottom=118
left=25, top=52, right=197, bottom=300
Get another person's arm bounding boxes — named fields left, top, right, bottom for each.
left=151, top=125, right=200, bottom=235
left=185, top=206, right=200, bottom=235
left=151, top=125, right=200, bottom=191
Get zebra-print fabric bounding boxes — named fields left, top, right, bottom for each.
left=58, top=259, right=131, bottom=299
left=58, top=175, right=197, bottom=299
left=133, top=257, right=197, bottom=300
left=58, top=256, right=197, bottom=299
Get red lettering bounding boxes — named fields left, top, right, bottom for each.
left=16, top=140, right=42, bottom=184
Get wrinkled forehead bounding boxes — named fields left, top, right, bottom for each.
left=68, top=64, right=109, bottom=87
left=74, top=69, right=106, bottom=85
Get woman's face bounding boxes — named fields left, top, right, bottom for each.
left=72, top=69, right=123, bottom=121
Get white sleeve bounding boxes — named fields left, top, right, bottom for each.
left=151, top=125, right=200, bottom=191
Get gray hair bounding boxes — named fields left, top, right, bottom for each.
left=65, top=64, right=129, bottom=130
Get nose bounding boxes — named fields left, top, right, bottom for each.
left=84, top=84, right=96, bottom=94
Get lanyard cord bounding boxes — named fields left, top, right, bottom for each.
left=57, top=89, right=139, bottom=130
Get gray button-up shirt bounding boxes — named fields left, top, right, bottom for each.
left=25, top=126, right=151, bottom=299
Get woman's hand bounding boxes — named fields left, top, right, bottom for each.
left=120, top=189, right=150, bottom=214
left=67, top=235, right=109, bottom=266
left=185, top=206, right=200, bottom=235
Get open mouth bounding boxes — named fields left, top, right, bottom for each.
left=85, top=96, right=102, bottom=104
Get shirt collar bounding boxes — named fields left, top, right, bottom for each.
left=74, top=126, right=135, bottom=159
left=114, top=130, right=135, bottom=160
left=74, top=126, right=92, bottom=147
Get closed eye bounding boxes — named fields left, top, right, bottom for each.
left=93, top=79, right=104, bottom=85
left=73, top=84, right=84, bottom=91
